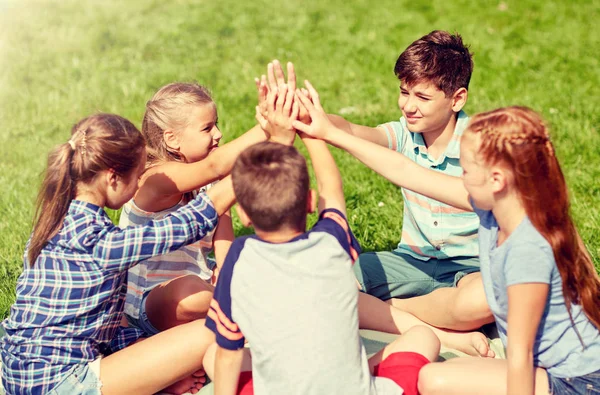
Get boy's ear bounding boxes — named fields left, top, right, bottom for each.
left=163, top=129, right=181, bottom=151
left=235, top=204, right=253, bottom=227
left=451, top=87, right=468, bottom=112
left=307, top=189, right=317, bottom=214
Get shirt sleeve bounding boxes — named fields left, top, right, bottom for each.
left=311, top=209, right=362, bottom=263
left=92, top=192, right=219, bottom=272
left=102, top=325, right=146, bottom=355
left=504, top=242, right=554, bottom=286
left=377, top=121, right=405, bottom=152
left=205, top=238, right=245, bottom=350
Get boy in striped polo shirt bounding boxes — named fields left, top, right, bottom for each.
left=327, top=30, right=494, bottom=331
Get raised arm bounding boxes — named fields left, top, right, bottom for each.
left=327, top=114, right=389, bottom=147
left=294, top=85, right=346, bottom=216
left=293, top=81, right=470, bottom=211
left=140, top=125, right=268, bottom=200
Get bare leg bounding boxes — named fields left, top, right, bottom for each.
left=100, top=319, right=215, bottom=395
left=145, top=274, right=215, bottom=331
left=388, top=273, right=494, bottom=331
left=368, top=326, right=440, bottom=372
left=418, top=357, right=550, bottom=395
left=359, top=292, right=494, bottom=358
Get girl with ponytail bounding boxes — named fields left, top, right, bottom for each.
left=295, top=93, right=600, bottom=394
left=1, top=113, right=236, bottom=395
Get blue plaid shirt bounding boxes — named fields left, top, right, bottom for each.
left=1, top=194, right=218, bottom=394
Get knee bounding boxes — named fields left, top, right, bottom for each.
left=418, top=363, right=449, bottom=395
left=170, top=276, right=213, bottom=317
left=452, top=295, right=492, bottom=322
left=397, top=326, right=441, bottom=362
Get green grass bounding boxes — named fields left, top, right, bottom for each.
left=0, top=0, right=599, bottom=318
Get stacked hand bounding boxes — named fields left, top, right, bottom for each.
left=254, top=59, right=332, bottom=144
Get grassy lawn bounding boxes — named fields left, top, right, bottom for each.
left=0, top=0, right=598, bottom=318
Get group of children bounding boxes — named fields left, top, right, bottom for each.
left=1, top=30, right=599, bottom=395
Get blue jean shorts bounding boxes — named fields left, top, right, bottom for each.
left=548, top=369, right=600, bottom=394
left=49, top=359, right=102, bottom=395
left=353, top=250, right=480, bottom=300
left=125, top=289, right=160, bottom=336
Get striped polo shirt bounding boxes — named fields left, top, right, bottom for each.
left=119, top=190, right=216, bottom=319
left=379, top=111, right=479, bottom=260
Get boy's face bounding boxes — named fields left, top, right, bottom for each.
left=398, top=81, right=462, bottom=135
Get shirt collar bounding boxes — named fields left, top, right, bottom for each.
left=407, top=110, right=469, bottom=160
left=68, top=200, right=107, bottom=217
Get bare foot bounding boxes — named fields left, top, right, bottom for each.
left=161, top=369, right=207, bottom=395
left=442, top=331, right=496, bottom=358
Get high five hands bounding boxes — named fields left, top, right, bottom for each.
left=255, top=60, right=332, bottom=144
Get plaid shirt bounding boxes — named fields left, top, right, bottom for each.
left=1, top=194, right=218, bottom=394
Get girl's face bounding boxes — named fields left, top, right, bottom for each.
left=459, top=134, right=495, bottom=210
left=178, top=103, right=222, bottom=163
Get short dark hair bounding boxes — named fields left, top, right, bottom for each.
left=394, top=30, right=473, bottom=96
left=232, top=142, right=309, bottom=232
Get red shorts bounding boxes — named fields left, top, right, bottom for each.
left=373, top=351, right=430, bottom=395
left=235, top=351, right=429, bottom=395
left=237, top=371, right=254, bottom=395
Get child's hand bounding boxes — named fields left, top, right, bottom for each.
left=292, top=80, right=334, bottom=140
left=297, top=87, right=312, bottom=125
left=265, top=84, right=299, bottom=146
left=255, top=74, right=268, bottom=123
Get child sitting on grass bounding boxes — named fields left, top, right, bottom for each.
left=204, top=83, right=440, bottom=395
left=294, top=94, right=600, bottom=393
left=0, top=113, right=235, bottom=395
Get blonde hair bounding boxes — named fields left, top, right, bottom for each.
left=142, top=82, right=214, bottom=164
left=467, top=106, right=600, bottom=332
left=29, top=114, right=145, bottom=266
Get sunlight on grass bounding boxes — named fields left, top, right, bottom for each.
left=0, top=0, right=598, bottom=316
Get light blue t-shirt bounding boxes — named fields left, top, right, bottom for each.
left=474, top=204, right=600, bottom=378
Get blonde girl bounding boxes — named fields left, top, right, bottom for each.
left=0, top=113, right=235, bottom=394
left=120, top=82, right=267, bottom=338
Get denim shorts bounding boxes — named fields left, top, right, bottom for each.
left=125, top=289, right=160, bottom=336
left=548, top=369, right=600, bottom=394
left=353, top=250, right=480, bottom=300
left=49, top=359, right=102, bottom=395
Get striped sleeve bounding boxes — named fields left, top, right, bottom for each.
left=205, top=238, right=245, bottom=350
left=311, top=209, right=361, bottom=263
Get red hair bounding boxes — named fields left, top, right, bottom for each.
left=466, top=106, right=600, bottom=331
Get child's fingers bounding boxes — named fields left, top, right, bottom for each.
left=267, top=62, right=278, bottom=92
left=292, top=119, right=310, bottom=134
left=291, top=100, right=300, bottom=121
left=295, top=90, right=316, bottom=115
left=267, top=89, right=277, bottom=113
left=275, top=84, right=288, bottom=110
left=283, top=84, right=295, bottom=115
left=273, top=59, right=286, bottom=87
left=255, top=106, right=268, bottom=129
left=286, top=62, right=297, bottom=92
left=303, top=80, right=322, bottom=111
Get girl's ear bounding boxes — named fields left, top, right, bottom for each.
left=490, top=167, right=508, bottom=194
left=451, top=87, right=468, bottom=112
left=163, top=129, right=181, bottom=151
left=106, top=169, right=119, bottom=189
left=235, top=204, right=252, bottom=227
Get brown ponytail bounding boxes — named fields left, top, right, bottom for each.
left=28, top=114, right=145, bottom=266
